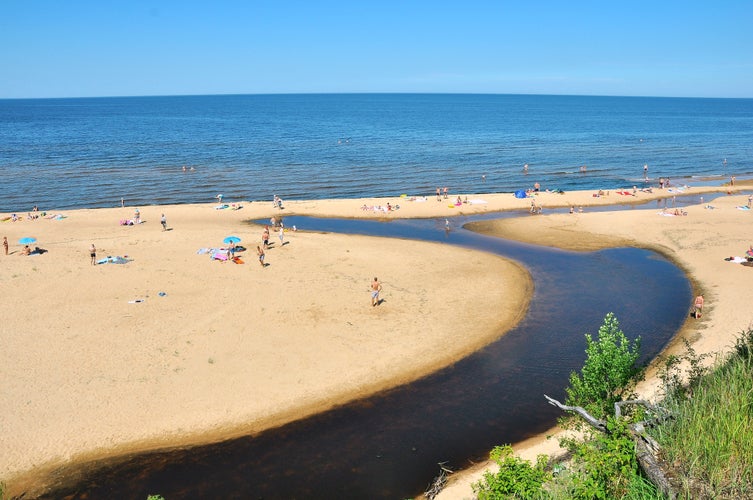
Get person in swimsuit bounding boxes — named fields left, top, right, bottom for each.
left=262, top=227, right=270, bottom=249
left=257, top=246, right=265, bottom=267
left=3, top=236, right=8, bottom=255
left=693, top=295, right=704, bottom=318
left=371, top=277, right=382, bottom=307
left=90, top=243, right=96, bottom=265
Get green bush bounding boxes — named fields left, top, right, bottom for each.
left=569, top=418, right=641, bottom=499
left=565, top=313, right=642, bottom=420
left=473, top=445, right=551, bottom=499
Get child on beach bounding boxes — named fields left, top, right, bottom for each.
left=257, top=246, right=265, bottom=267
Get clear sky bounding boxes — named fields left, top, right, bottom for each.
left=1, top=1, right=751, bottom=99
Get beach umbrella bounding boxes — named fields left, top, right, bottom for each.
left=223, top=236, right=241, bottom=245
left=19, top=237, right=37, bottom=245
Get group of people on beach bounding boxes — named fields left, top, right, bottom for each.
left=255, top=218, right=289, bottom=267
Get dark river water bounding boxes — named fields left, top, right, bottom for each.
left=36, top=210, right=691, bottom=500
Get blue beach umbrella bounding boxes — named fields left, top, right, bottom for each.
left=19, top=237, right=37, bottom=245
left=223, top=236, right=241, bottom=245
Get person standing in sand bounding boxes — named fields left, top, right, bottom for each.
left=278, top=226, right=284, bottom=246
left=371, top=277, right=382, bottom=307
left=3, top=236, right=8, bottom=255
left=257, top=245, right=265, bottom=267
left=262, top=226, right=270, bottom=249
left=160, top=213, right=167, bottom=231
left=693, top=294, right=704, bottom=318
left=90, top=243, right=96, bottom=265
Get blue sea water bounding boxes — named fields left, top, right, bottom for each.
left=1, top=93, right=752, bottom=212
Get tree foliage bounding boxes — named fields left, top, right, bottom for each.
left=565, top=313, right=643, bottom=420
left=473, top=445, right=551, bottom=499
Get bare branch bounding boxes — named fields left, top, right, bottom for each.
left=544, top=395, right=607, bottom=432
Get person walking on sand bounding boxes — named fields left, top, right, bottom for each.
left=371, top=277, right=382, bottom=307
left=257, top=245, right=265, bottom=267
left=693, top=294, right=704, bottom=318
left=160, top=213, right=167, bottom=231
left=90, top=243, right=96, bottom=265
left=262, top=226, right=270, bottom=249
left=278, top=226, right=284, bottom=246
left=3, top=236, right=8, bottom=255
left=436, top=187, right=441, bottom=202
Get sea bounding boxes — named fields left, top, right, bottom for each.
left=1, top=93, right=752, bottom=212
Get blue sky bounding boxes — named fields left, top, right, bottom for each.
left=1, top=1, right=751, bottom=99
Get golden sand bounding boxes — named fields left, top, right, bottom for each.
left=1, top=184, right=750, bottom=498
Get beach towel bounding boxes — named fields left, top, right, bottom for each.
left=469, top=199, right=487, bottom=205
left=120, top=219, right=144, bottom=225
left=214, top=204, right=230, bottom=210
left=212, top=252, right=229, bottom=261
left=725, top=256, right=747, bottom=263
left=97, top=256, right=131, bottom=265
left=736, top=206, right=750, bottom=210
left=514, top=190, right=527, bottom=199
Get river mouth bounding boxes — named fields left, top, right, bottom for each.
left=34, top=214, right=691, bottom=500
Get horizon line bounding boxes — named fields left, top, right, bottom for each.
left=2, top=91, right=752, bottom=101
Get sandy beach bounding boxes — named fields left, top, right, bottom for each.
left=1, top=183, right=751, bottom=498
left=437, top=184, right=753, bottom=499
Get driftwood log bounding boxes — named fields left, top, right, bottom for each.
left=545, top=395, right=678, bottom=500
left=424, top=462, right=453, bottom=500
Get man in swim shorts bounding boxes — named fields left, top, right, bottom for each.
left=693, top=294, right=704, bottom=318
left=371, top=277, right=382, bottom=307
left=90, top=243, right=96, bottom=265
